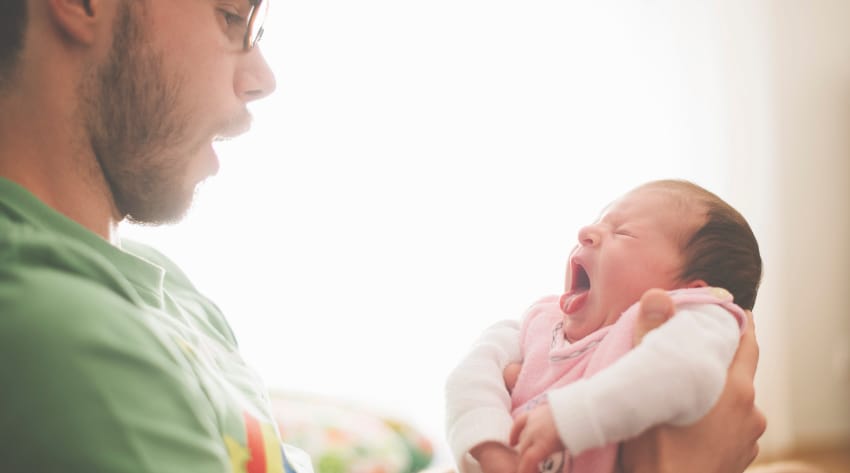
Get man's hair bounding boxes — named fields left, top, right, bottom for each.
left=644, top=179, right=763, bottom=310
left=0, top=0, right=28, bottom=86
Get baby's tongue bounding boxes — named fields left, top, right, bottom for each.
left=560, top=291, right=578, bottom=313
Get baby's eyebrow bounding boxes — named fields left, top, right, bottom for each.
left=598, top=210, right=624, bottom=225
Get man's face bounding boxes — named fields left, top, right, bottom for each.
left=82, top=0, right=274, bottom=224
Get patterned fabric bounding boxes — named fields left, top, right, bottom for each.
left=270, top=393, right=434, bottom=473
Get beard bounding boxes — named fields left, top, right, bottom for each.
left=81, top=2, right=197, bottom=225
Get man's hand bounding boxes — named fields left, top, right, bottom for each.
left=470, top=442, right=519, bottom=473
left=621, top=290, right=766, bottom=473
left=632, top=288, right=676, bottom=345
left=509, top=405, right=563, bottom=473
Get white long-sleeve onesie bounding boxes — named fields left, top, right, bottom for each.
left=445, top=288, right=744, bottom=473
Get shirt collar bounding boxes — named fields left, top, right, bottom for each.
left=0, top=177, right=166, bottom=306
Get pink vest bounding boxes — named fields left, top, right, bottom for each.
left=510, top=287, right=746, bottom=473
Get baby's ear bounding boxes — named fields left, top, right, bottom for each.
left=686, top=279, right=708, bottom=288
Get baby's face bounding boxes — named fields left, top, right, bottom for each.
left=560, top=186, right=702, bottom=342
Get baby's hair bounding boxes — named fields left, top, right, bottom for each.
left=639, top=180, right=762, bottom=310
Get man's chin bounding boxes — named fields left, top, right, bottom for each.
left=122, top=186, right=197, bottom=226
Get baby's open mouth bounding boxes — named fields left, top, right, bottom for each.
left=571, top=263, right=590, bottom=293
left=561, top=261, right=590, bottom=314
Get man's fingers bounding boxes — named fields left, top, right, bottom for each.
left=517, top=456, right=535, bottom=473
left=750, top=441, right=760, bottom=465
left=633, top=288, right=675, bottom=346
left=733, top=311, right=759, bottom=380
left=753, top=408, right=767, bottom=439
left=517, top=447, right=545, bottom=473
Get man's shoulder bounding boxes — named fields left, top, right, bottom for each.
left=0, top=253, right=229, bottom=473
left=0, top=253, right=148, bottom=345
left=0, top=238, right=202, bottom=398
left=0, top=218, right=142, bottom=306
left=0, top=220, right=154, bottom=346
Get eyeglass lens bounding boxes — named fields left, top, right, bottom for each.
left=246, top=0, right=269, bottom=50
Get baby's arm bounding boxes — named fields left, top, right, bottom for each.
left=445, top=319, right=522, bottom=473
left=620, top=309, right=765, bottom=473
left=554, top=304, right=740, bottom=453
left=514, top=303, right=740, bottom=464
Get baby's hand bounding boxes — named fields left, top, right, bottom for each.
left=509, top=404, right=564, bottom=473
left=470, top=442, right=519, bottom=473
left=503, top=362, right=522, bottom=393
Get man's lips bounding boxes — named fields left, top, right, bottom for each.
left=214, top=110, right=253, bottom=142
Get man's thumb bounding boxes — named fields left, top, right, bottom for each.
left=633, top=288, right=675, bottom=345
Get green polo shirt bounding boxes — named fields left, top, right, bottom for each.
left=0, top=178, right=310, bottom=473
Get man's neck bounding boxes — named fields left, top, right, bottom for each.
left=0, top=88, right=122, bottom=243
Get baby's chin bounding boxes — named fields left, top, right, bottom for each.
left=562, top=319, right=601, bottom=343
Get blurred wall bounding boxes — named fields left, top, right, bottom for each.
left=770, top=0, right=850, bottom=451
left=722, top=0, right=850, bottom=456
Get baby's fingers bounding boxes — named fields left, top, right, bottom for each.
left=633, top=288, right=675, bottom=345
left=509, top=413, right=528, bottom=447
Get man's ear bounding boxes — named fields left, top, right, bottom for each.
left=47, top=0, right=104, bottom=45
left=686, top=279, right=708, bottom=288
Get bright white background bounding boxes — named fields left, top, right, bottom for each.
left=121, top=1, right=754, bottom=464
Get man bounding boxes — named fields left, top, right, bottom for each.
left=0, top=1, right=765, bottom=472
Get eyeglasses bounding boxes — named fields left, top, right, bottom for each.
left=244, top=0, right=268, bottom=51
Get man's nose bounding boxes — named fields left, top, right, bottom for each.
left=235, top=46, right=277, bottom=102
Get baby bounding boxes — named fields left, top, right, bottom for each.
left=445, top=179, right=762, bottom=473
